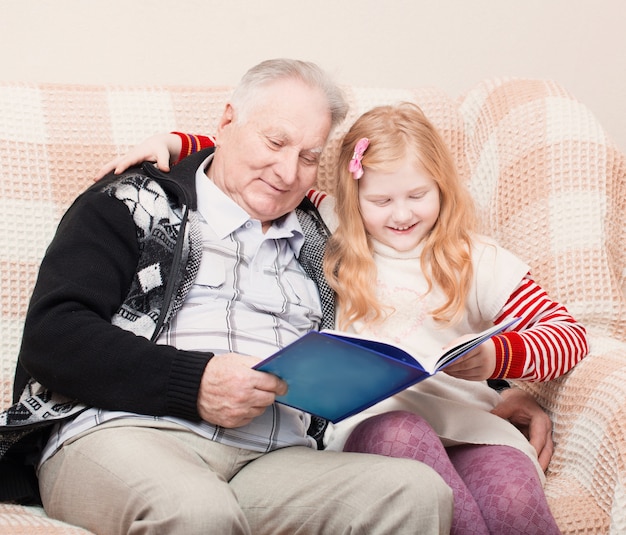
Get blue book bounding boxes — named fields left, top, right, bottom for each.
left=254, top=317, right=520, bottom=423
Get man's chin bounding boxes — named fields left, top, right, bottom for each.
left=245, top=198, right=301, bottom=224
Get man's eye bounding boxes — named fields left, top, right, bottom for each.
left=301, top=155, right=319, bottom=165
left=268, top=139, right=283, bottom=148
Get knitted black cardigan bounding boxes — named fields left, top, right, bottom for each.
left=0, top=148, right=335, bottom=503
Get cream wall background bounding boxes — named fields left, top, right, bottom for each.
left=1, top=0, right=625, bottom=152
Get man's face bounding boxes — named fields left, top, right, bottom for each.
left=210, top=79, right=332, bottom=230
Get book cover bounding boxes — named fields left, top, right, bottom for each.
left=254, top=317, right=520, bottom=423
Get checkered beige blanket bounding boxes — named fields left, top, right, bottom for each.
left=1, top=78, right=624, bottom=534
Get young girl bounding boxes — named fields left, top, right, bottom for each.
left=314, top=102, right=587, bottom=534
left=99, top=104, right=587, bottom=534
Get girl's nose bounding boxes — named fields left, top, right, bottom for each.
left=393, top=203, right=413, bottom=223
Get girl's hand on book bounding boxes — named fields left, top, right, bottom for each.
left=443, top=340, right=496, bottom=381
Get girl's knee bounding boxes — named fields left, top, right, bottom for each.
left=344, top=410, right=440, bottom=456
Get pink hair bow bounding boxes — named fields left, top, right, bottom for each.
left=348, top=137, right=370, bottom=179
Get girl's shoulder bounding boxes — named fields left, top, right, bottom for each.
left=471, top=234, right=530, bottom=281
left=470, top=234, right=514, bottom=258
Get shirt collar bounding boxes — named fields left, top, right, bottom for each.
left=195, top=155, right=305, bottom=254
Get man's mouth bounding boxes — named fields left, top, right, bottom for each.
left=259, top=178, right=288, bottom=193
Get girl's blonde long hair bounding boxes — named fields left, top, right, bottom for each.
left=324, top=102, right=477, bottom=329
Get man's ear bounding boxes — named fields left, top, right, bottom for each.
left=216, top=103, right=235, bottom=134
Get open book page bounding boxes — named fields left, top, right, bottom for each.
left=320, top=316, right=521, bottom=374
left=434, top=317, right=521, bottom=368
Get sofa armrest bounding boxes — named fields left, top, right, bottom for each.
left=518, top=333, right=626, bottom=533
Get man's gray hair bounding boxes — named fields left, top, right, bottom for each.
left=230, top=58, right=348, bottom=129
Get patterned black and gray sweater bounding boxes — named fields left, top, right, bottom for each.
left=0, top=148, right=335, bottom=502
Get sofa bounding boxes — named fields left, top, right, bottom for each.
left=0, top=77, right=624, bottom=534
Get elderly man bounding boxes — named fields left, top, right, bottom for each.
left=0, top=59, right=455, bottom=534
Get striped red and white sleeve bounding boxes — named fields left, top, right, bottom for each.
left=172, top=132, right=215, bottom=164
left=306, top=188, right=329, bottom=208
left=489, top=274, right=589, bottom=381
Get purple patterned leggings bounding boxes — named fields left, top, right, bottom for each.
left=343, top=411, right=561, bottom=535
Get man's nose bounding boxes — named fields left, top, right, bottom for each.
left=275, top=151, right=299, bottom=185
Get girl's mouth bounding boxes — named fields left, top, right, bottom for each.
left=389, top=223, right=417, bottom=232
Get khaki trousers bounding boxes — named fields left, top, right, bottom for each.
left=39, top=419, right=452, bottom=535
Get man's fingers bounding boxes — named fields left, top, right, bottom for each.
left=254, top=371, right=288, bottom=397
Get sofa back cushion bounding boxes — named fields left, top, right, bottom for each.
left=1, top=79, right=624, bottom=412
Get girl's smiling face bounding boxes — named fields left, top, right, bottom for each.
left=358, top=156, right=440, bottom=252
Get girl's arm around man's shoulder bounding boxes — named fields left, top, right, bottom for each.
left=95, top=132, right=215, bottom=180
left=307, top=189, right=338, bottom=232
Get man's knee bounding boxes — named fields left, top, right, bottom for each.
left=136, top=492, right=250, bottom=535
left=353, top=456, right=454, bottom=533
left=378, top=457, right=453, bottom=507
